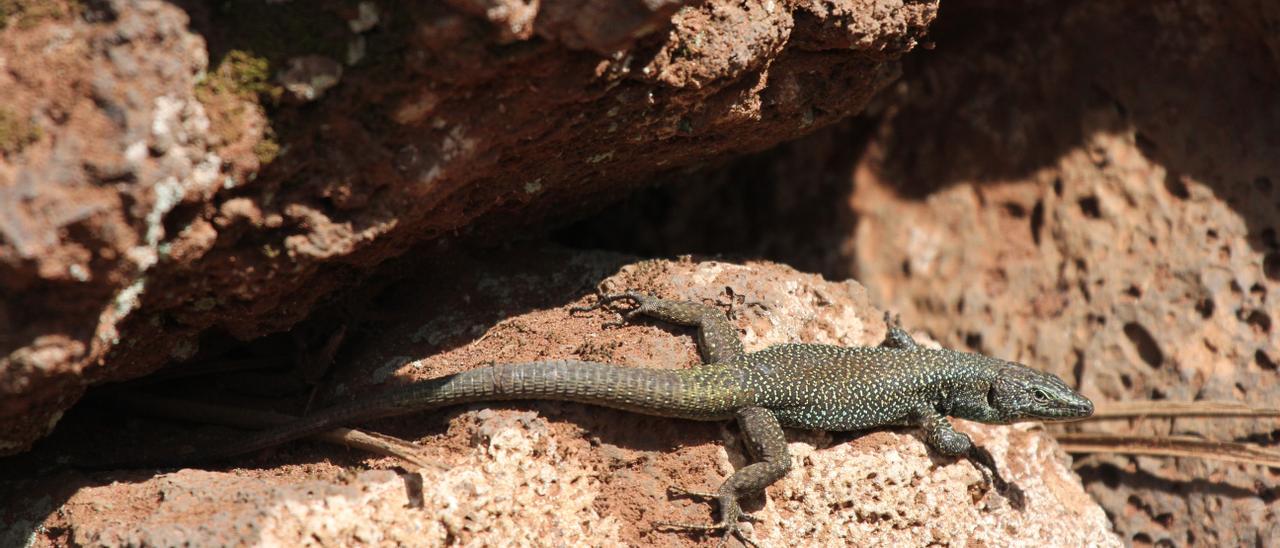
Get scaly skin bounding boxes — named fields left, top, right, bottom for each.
left=104, top=292, right=1094, bottom=547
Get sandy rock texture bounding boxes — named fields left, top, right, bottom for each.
left=0, top=0, right=938, bottom=454
left=564, top=0, right=1280, bottom=545
left=0, top=251, right=1117, bottom=546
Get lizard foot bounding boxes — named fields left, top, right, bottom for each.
left=656, top=520, right=760, bottom=548
left=666, top=486, right=759, bottom=522
left=967, top=445, right=1027, bottom=510
left=656, top=491, right=762, bottom=547
left=570, top=292, right=654, bottom=325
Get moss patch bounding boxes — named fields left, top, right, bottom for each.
left=195, top=49, right=280, bottom=151
left=0, top=108, right=41, bottom=155
left=199, top=49, right=277, bottom=101
left=190, top=1, right=371, bottom=167
left=253, top=129, right=281, bottom=164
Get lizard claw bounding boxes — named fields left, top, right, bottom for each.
left=882, top=310, right=902, bottom=330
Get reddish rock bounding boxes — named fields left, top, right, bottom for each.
left=0, top=252, right=1116, bottom=546
left=0, top=0, right=936, bottom=454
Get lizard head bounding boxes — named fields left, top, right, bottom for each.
left=985, top=361, right=1094, bottom=422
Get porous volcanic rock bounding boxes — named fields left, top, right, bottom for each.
left=0, top=251, right=1117, bottom=546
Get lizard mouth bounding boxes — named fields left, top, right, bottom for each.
left=1049, top=396, right=1095, bottom=421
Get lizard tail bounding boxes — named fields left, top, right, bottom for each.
left=90, top=360, right=741, bottom=468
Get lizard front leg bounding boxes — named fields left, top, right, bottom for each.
left=917, top=406, right=974, bottom=456
left=916, top=406, right=1024, bottom=508
left=659, top=406, right=791, bottom=547
left=574, top=291, right=746, bottom=364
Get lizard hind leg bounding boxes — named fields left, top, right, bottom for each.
left=918, top=407, right=1026, bottom=509
left=656, top=407, right=790, bottom=547
left=574, top=291, right=746, bottom=364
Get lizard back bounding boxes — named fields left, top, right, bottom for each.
left=730, top=344, right=990, bottom=431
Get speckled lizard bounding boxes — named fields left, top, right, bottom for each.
left=103, top=292, right=1094, bottom=547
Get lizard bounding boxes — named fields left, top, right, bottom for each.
left=97, top=292, right=1094, bottom=546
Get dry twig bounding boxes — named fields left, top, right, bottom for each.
left=1056, top=432, right=1280, bottom=468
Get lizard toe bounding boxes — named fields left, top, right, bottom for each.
left=667, top=485, right=720, bottom=500
left=571, top=292, right=653, bottom=326
left=655, top=520, right=759, bottom=548
left=655, top=494, right=762, bottom=547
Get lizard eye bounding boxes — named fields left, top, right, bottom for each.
left=1032, top=389, right=1049, bottom=402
